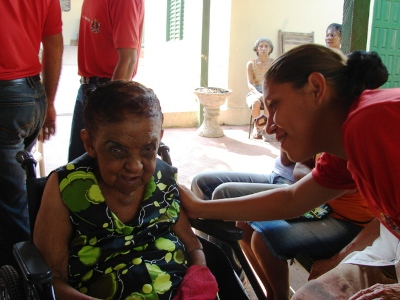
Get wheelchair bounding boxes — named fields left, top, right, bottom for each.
left=0, top=144, right=268, bottom=300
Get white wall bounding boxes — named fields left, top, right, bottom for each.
left=61, top=0, right=83, bottom=45
left=142, top=1, right=204, bottom=117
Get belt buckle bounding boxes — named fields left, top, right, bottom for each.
left=80, top=77, right=90, bottom=84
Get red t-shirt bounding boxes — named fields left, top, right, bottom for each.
left=0, top=0, right=62, bottom=80
left=312, top=153, right=374, bottom=226
left=78, top=0, right=144, bottom=79
left=343, top=88, right=400, bottom=239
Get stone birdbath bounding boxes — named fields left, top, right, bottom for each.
left=194, top=87, right=232, bottom=137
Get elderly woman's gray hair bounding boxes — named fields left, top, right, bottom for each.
left=253, top=37, right=274, bottom=55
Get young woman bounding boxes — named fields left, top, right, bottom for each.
left=179, top=45, right=400, bottom=299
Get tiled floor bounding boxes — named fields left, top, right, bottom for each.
left=40, top=46, right=309, bottom=299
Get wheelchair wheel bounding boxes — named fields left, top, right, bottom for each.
left=0, top=265, right=25, bottom=300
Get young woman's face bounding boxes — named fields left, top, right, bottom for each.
left=325, top=28, right=341, bottom=49
left=83, top=115, right=163, bottom=196
left=263, top=81, right=319, bottom=162
left=257, top=41, right=272, bottom=55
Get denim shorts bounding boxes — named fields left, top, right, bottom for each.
left=250, top=217, right=363, bottom=260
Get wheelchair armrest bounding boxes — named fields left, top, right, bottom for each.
left=189, top=218, right=244, bottom=241
left=13, top=241, right=52, bottom=284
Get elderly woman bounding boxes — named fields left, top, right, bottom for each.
left=325, top=23, right=342, bottom=50
left=179, top=45, right=400, bottom=299
left=246, top=37, right=274, bottom=139
left=34, top=81, right=218, bottom=299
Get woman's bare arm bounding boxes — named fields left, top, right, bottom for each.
left=179, top=173, right=347, bottom=221
left=33, top=173, right=97, bottom=300
left=172, top=208, right=206, bottom=266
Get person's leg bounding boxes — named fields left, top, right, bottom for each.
left=251, top=98, right=261, bottom=119
left=251, top=230, right=290, bottom=300
left=236, top=222, right=273, bottom=297
left=246, top=93, right=263, bottom=139
left=248, top=218, right=363, bottom=299
left=191, top=171, right=273, bottom=200
left=212, top=181, right=284, bottom=199
left=292, top=264, right=397, bottom=300
left=210, top=182, right=284, bottom=291
left=68, top=85, right=86, bottom=162
left=0, top=81, right=46, bottom=267
left=68, top=83, right=98, bottom=162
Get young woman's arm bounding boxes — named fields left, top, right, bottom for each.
left=179, top=173, right=347, bottom=221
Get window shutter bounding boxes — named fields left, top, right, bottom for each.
left=167, top=0, right=184, bottom=41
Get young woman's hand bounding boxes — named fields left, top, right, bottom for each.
left=178, top=185, right=202, bottom=219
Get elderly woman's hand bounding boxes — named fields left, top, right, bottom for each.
left=348, top=283, right=400, bottom=300
left=178, top=185, right=203, bottom=219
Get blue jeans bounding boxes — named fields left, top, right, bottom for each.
left=251, top=218, right=363, bottom=260
left=0, top=79, right=47, bottom=267
left=191, top=170, right=292, bottom=200
left=68, top=83, right=97, bottom=162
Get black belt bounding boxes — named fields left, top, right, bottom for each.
left=80, top=76, right=111, bottom=85
left=0, top=75, right=41, bottom=87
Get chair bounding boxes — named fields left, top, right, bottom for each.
left=278, top=30, right=314, bottom=55
left=0, top=145, right=266, bottom=300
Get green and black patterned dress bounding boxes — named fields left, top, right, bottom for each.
left=55, top=154, right=188, bottom=300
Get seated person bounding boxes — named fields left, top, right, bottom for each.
left=234, top=153, right=375, bottom=300
left=33, top=81, right=218, bottom=300
left=325, top=23, right=342, bottom=51
left=192, top=150, right=295, bottom=201
left=246, top=37, right=274, bottom=139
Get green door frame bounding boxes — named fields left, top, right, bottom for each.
left=199, top=0, right=211, bottom=127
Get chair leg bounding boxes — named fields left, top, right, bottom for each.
left=37, top=140, right=45, bottom=177
left=248, top=113, right=253, bottom=139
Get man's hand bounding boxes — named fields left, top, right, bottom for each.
left=349, top=283, right=400, bottom=300
left=41, top=104, right=56, bottom=141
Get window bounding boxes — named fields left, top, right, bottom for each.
left=167, top=0, right=184, bottom=41
left=60, top=0, right=71, bottom=12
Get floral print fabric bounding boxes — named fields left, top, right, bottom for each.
left=55, top=154, right=188, bottom=300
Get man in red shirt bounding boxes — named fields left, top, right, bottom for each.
left=68, top=0, right=144, bottom=162
left=0, top=0, right=63, bottom=267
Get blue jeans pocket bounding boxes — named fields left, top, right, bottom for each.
left=0, top=83, right=46, bottom=145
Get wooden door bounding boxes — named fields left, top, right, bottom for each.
left=370, top=0, right=400, bottom=88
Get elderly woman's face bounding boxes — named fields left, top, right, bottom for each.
left=325, top=28, right=341, bottom=50
left=257, top=41, right=272, bottom=55
left=263, top=81, right=319, bottom=162
left=84, top=115, right=163, bottom=196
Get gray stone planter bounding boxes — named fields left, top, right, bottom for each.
left=194, top=87, right=232, bottom=137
